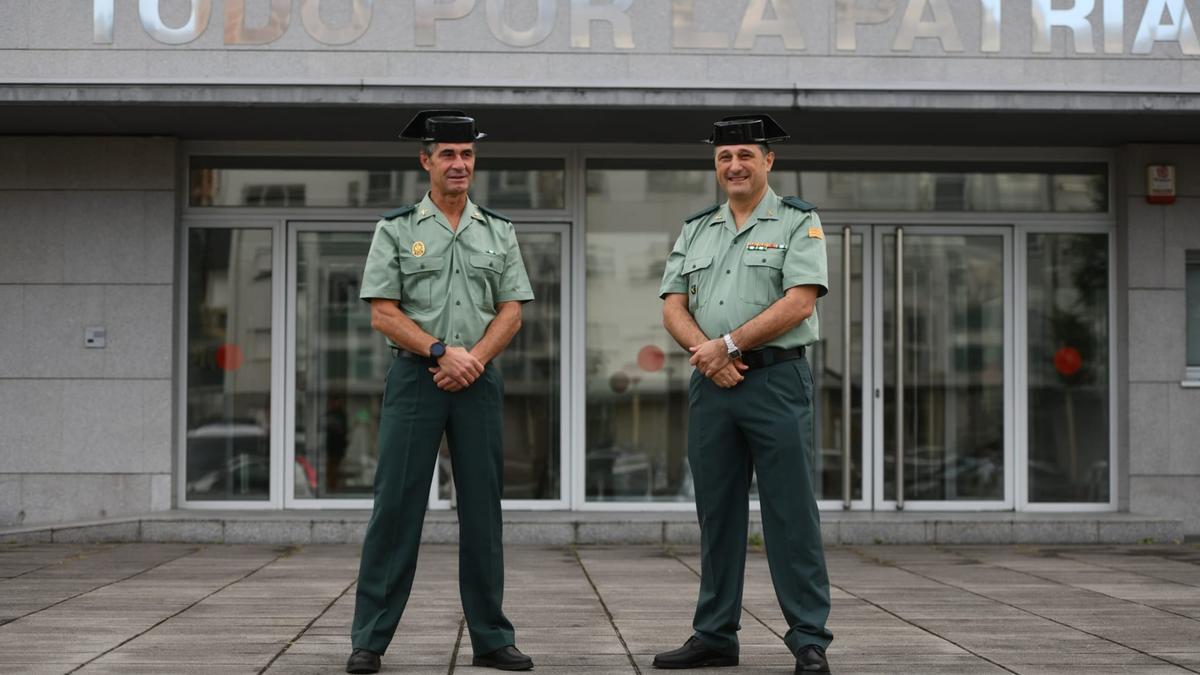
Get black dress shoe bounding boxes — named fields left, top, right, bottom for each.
left=794, top=644, right=831, bottom=673
left=472, top=645, right=534, bottom=671
left=345, top=648, right=381, bottom=674
left=652, top=636, right=738, bottom=669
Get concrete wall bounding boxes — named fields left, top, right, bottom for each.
left=1121, top=144, right=1200, bottom=533
left=0, top=137, right=177, bottom=526
left=1, top=0, right=1197, bottom=93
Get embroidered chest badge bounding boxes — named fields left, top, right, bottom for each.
left=411, top=241, right=426, bottom=257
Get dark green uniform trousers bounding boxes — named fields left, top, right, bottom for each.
left=351, top=355, right=515, bottom=657
left=688, top=357, right=833, bottom=657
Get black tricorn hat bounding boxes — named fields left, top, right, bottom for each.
left=399, top=109, right=486, bottom=142
left=704, top=113, right=789, bottom=145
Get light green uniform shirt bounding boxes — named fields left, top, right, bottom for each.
left=659, top=187, right=829, bottom=349
left=359, top=193, right=534, bottom=350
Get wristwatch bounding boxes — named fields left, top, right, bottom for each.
left=428, top=341, right=447, bottom=361
left=722, top=333, right=741, bottom=360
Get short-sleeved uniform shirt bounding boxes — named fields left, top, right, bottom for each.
left=359, top=193, right=534, bottom=350
left=659, top=187, right=828, bottom=349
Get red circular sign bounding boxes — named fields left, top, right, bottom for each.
left=215, top=343, right=245, bottom=371
left=1054, top=346, right=1082, bottom=377
left=609, top=371, right=630, bottom=394
left=637, top=345, right=665, bottom=373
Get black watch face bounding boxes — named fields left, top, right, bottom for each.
left=430, top=343, right=446, bottom=358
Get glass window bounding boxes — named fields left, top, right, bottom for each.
left=190, top=157, right=566, bottom=210
left=186, top=228, right=274, bottom=501
left=1188, top=251, right=1200, bottom=374
left=293, top=231, right=387, bottom=499
left=585, top=161, right=715, bottom=502
left=1027, top=233, right=1110, bottom=503
left=771, top=162, right=1107, bottom=213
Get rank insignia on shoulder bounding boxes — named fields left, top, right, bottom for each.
left=808, top=227, right=824, bottom=240
left=690, top=285, right=697, bottom=295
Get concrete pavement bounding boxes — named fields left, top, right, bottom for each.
left=1, top=543, right=1199, bottom=674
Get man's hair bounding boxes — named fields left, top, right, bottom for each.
left=714, top=143, right=772, bottom=157
left=420, top=142, right=437, bottom=158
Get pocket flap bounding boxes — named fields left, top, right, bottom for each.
left=400, top=256, right=445, bottom=274
left=469, top=253, right=503, bottom=274
left=743, top=250, right=784, bottom=270
left=683, top=255, right=714, bottom=273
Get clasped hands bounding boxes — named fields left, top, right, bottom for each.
left=428, top=346, right=484, bottom=392
left=688, top=338, right=749, bottom=389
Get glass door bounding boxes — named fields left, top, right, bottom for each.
left=284, top=221, right=570, bottom=509
left=810, top=227, right=869, bottom=509
left=873, top=226, right=1014, bottom=510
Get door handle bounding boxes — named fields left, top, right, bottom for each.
left=842, top=226, right=852, bottom=510
left=895, top=227, right=905, bottom=511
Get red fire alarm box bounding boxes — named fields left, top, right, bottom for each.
left=1147, top=165, right=1176, bottom=205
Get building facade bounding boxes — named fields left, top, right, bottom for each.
left=1, top=0, right=1198, bottom=532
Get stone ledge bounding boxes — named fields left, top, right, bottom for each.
left=0, top=510, right=1186, bottom=546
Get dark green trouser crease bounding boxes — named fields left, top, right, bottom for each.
left=688, top=358, right=834, bottom=657
left=351, top=356, right=515, bottom=657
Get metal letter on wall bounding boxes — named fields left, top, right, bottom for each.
left=94, top=0, right=114, bottom=43
left=836, top=0, right=897, bottom=51
left=1031, top=0, right=1096, bottom=54
left=486, top=0, right=556, bottom=47
left=980, top=0, right=1002, bottom=52
left=300, top=0, right=373, bottom=45
left=672, top=0, right=729, bottom=49
left=734, top=0, right=805, bottom=50
left=1132, top=0, right=1200, bottom=55
left=893, top=0, right=963, bottom=51
left=415, top=0, right=476, bottom=47
left=1103, top=0, right=1123, bottom=53
left=139, top=0, right=213, bottom=45
left=570, top=0, right=635, bottom=49
left=226, top=0, right=291, bottom=45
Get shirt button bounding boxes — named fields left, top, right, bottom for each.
left=455, top=269, right=460, bottom=274
left=455, top=300, right=461, bottom=306
left=761, top=258, right=767, bottom=263
left=719, top=300, right=724, bottom=305
left=455, top=333, right=460, bottom=339
left=726, top=269, right=731, bottom=274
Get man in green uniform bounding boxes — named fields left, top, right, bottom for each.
left=347, top=110, right=535, bottom=674
left=653, top=114, right=834, bottom=674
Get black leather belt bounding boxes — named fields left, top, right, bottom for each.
left=391, top=346, right=422, bottom=361
left=740, top=346, right=806, bottom=369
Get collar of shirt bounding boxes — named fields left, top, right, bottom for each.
left=710, top=187, right=781, bottom=236
left=414, top=192, right=488, bottom=235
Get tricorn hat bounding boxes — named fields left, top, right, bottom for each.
left=399, top=109, right=486, bottom=142
left=704, top=113, right=789, bottom=145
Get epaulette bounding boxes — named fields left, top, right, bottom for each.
left=683, top=204, right=720, bottom=222
left=781, top=196, right=817, bottom=212
left=476, top=205, right=513, bottom=223
left=380, top=204, right=415, bottom=219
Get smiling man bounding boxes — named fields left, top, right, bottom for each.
left=655, top=114, right=834, bottom=674
left=347, top=110, right=535, bottom=674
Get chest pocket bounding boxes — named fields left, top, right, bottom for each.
left=468, top=253, right=503, bottom=310
left=400, top=256, right=445, bottom=307
left=739, top=249, right=785, bottom=306
left=683, top=255, right=714, bottom=313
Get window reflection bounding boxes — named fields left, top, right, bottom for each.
left=294, top=231, right=388, bottom=499
left=186, top=229, right=273, bottom=501
left=190, top=158, right=565, bottom=210
left=585, top=165, right=714, bottom=501
left=771, top=165, right=1106, bottom=213
left=883, top=234, right=1007, bottom=501
left=1027, top=234, right=1110, bottom=503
